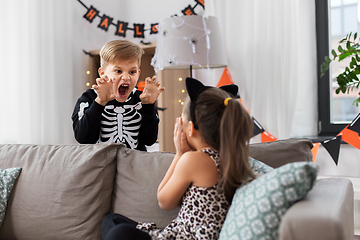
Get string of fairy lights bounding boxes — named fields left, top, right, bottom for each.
left=178, top=77, right=186, bottom=106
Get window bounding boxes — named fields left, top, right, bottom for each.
left=316, top=0, right=360, bottom=136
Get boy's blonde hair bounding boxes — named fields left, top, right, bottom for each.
left=99, top=40, right=144, bottom=68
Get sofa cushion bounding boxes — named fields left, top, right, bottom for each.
left=219, top=162, right=318, bottom=240
left=0, top=167, right=21, bottom=228
left=249, top=138, right=313, bottom=168
left=113, top=148, right=179, bottom=229
left=0, top=143, right=120, bottom=240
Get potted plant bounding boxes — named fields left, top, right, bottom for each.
left=321, top=32, right=360, bottom=106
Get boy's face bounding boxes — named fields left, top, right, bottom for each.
left=99, top=58, right=140, bottom=102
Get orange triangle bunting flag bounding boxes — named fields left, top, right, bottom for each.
left=217, top=67, right=234, bottom=87
left=311, top=143, right=320, bottom=162
left=261, top=131, right=277, bottom=143
left=338, top=126, right=360, bottom=150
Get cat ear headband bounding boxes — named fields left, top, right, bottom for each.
left=185, top=77, right=239, bottom=129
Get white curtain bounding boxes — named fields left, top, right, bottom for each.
left=0, top=0, right=75, bottom=144
left=198, top=0, right=318, bottom=140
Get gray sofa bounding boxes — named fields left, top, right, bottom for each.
left=0, top=138, right=354, bottom=240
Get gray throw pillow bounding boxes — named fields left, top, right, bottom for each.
left=249, top=138, right=313, bottom=168
left=0, top=167, right=21, bottom=228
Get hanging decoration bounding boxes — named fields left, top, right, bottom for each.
left=310, top=113, right=360, bottom=165
left=322, top=136, right=342, bottom=165
left=217, top=67, right=235, bottom=87
left=216, top=67, right=360, bottom=166
left=77, top=0, right=204, bottom=39
left=311, top=143, right=320, bottom=163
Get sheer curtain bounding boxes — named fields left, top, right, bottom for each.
left=0, top=0, right=75, bottom=144
left=200, top=0, right=318, bottom=140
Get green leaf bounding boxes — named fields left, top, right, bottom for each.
left=338, top=51, right=353, bottom=61
left=356, top=54, right=360, bottom=62
left=347, top=41, right=351, bottom=50
left=353, top=97, right=360, bottom=106
left=349, top=71, right=357, bottom=81
left=338, top=45, right=344, bottom=53
left=320, top=61, right=330, bottom=75
left=355, top=32, right=358, bottom=40
left=325, top=56, right=331, bottom=63
left=331, top=49, right=337, bottom=58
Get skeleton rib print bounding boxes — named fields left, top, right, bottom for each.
left=99, top=101, right=142, bottom=149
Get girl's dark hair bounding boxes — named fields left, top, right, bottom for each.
left=184, top=87, right=255, bottom=203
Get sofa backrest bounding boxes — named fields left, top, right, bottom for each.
left=113, top=147, right=178, bottom=229
left=0, top=143, right=120, bottom=240
left=0, top=138, right=314, bottom=239
left=111, top=138, right=314, bottom=229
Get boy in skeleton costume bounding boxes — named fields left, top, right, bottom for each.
left=72, top=40, right=164, bottom=151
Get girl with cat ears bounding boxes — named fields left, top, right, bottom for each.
left=178, top=77, right=256, bottom=203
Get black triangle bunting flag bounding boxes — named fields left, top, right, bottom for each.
left=252, top=117, right=265, bottom=137
left=322, top=136, right=341, bottom=165
left=347, top=113, right=360, bottom=134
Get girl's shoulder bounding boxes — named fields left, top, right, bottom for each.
left=180, top=150, right=212, bottom=164
left=179, top=150, right=219, bottom=187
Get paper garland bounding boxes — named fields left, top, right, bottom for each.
left=78, top=0, right=204, bottom=39
left=309, top=113, right=360, bottom=165
left=311, top=143, right=320, bottom=163
left=217, top=67, right=360, bottom=166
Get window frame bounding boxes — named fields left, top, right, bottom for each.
left=316, top=0, right=348, bottom=136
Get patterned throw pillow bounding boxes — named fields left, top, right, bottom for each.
left=0, top=167, right=22, bottom=228
left=249, top=157, right=273, bottom=174
left=219, top=162, right=317, bottom=240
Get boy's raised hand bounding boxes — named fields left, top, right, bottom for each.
left=93, top=75, right=116, bottom=106
left=140, top=76, right=165, bottom=104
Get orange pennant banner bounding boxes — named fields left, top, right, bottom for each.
left=261, top=131, right=277, bottom=143
left=338, top=127, right=360, bottom=150
left=311, top=143, right=320, bottom=162
left=217, top=67, right=234, bottom=87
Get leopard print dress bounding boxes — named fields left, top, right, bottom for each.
left=136, top=149, right=229, bottom=240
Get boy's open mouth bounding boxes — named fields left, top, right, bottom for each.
left=118, top=84, right=129, bottom=98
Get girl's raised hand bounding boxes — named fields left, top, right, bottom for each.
left=173, top=117, right=191, bottom=155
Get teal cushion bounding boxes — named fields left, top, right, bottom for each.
left=0, top=167, right=22, bottom=228
left=219, top=162, right=317, bottom=240
left=249, top=157, right=273, bottom=174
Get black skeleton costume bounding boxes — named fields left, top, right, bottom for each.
left=72, top=88, right=159, bottom=151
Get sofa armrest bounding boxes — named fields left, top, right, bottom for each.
left=279, top=178, right=354, bottom=240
